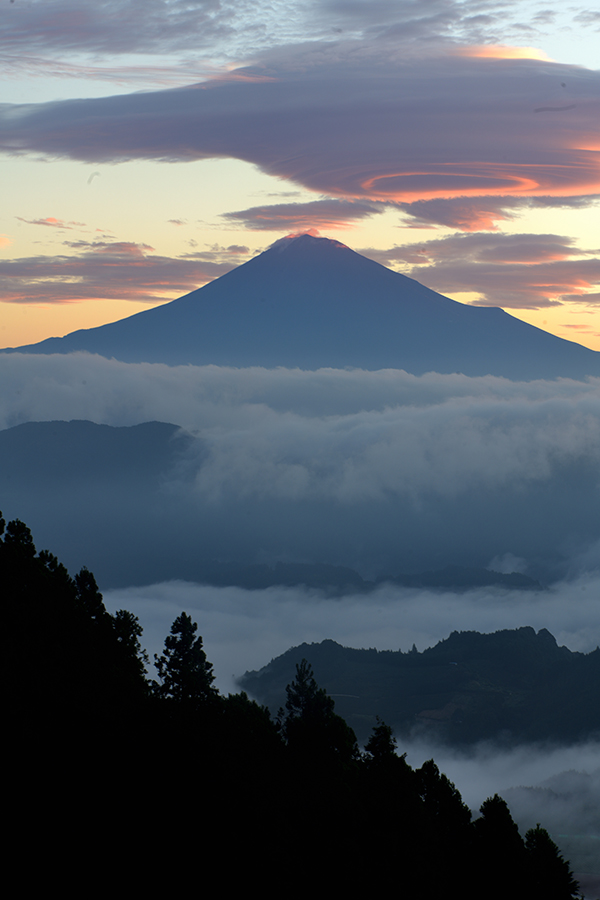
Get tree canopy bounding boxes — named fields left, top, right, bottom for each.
left=153, top=611, right=217, bottom=709
left=282, top=658, right=358, bottom=766
left=2, top=510, right=582, bottom=897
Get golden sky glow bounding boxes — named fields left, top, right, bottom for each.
left=2, top=1, right=600, bottom=352
left=459, top=45, right=553, bottom=61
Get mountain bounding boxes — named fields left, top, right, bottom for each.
left=0, top=419, right=196, bottom=587
left=239, top=629, right=600, bottom=746
left=5, top=234, right=600, bottom=379
left=378, top=564, right=542, bottom=591
left=0, top=419, right=189, bottom=486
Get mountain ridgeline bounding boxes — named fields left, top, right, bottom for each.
left=2, top=512, right=580, bottom=896
left=5, top=233, right=600, bottom=380
left=240, top=631, right=600, bottom=746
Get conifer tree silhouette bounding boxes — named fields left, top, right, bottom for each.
left=154, top=612, right=217, bottom=709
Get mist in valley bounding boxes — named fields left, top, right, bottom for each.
left=101, top=576, right=599, bottom=876
left=3, top=353, right=600, bottom=585
left=2, top=351, right=599, bottom=881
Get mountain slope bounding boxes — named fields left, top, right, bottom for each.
left=5, top=234, right=600, bottom=379
left=239, top=629, right=600, bottom=745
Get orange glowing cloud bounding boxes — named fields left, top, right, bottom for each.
left=399, top=194, right=600, bottom=231
left=15, top=216, right=87, bottom=229
left=360, top=162, right=596, bottom=203
left=458, top=45, right=553, bottom=62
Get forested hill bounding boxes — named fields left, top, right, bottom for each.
left=240, top=630, right=600, bottom=746
left=2, top=511, right=581, bottom=896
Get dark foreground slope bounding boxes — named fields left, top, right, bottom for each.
left=3, top=512, right=579, bottom=897
left=240, top=630, right=600, bottom=746
left=6, top=234, right=600, bottom=379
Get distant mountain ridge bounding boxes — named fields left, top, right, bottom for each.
left=240, top=628, right=600, bottom=745
left=5, top=234, right=600, bottom=380
left=378, top=564, right=541, bottom=591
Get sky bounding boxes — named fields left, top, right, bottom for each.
left=1, top=0, right=600, bottom=349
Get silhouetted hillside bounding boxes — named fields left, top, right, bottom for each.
left=379, top=564, right=541, bottom=591
left=240, top=629, right=600, bottom=745
left=2, top=511, right=581, bottom=896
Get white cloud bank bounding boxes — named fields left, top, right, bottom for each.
left=3, top=353, right=600, bottom=582
left=104, top=576, right=600, bottom=695
left=2, top=352, right=600, bottom=503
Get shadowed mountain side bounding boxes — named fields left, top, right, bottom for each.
left=5, top=234, right=600, bottom=380
left=0, top=419, right=197, bottom=587
left=239, top=630, right=600, bottom=746
left=0, top=419, right=192, bottom=485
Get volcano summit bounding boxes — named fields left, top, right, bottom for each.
left=6, top=233, right=600, bottom=380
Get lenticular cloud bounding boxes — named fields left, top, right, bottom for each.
left=2, top=49, right=599, bottom=226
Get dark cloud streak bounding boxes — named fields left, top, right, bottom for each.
left=222, top=198, right=382, bottom=230
left=398, top=195, right=600, bottom=230
left=0, top=0, right=559, bottom=61
left=362, top=233, right=600, bottom=308
left=0, top=241, right=243, bottom=304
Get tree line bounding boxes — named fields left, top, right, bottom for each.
left=2, top=512, right=581, bottom=896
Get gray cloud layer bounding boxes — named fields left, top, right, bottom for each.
left=0, top=1, right=565, bottom=61
left=363, top=232, right=600, bottom=308
left=0, top=240, right=246, bottom=304
left=4, top=349, right=600, bottom=427
left=103, top=576, right=600, bottom=695
left=3, top=354, right=600, bottom=584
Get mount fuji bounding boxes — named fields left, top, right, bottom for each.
left=6, top=233, right=600, bottom=380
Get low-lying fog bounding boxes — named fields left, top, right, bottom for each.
left=4, top=354, right=600, bottom=585
left=103, top=577, right=600, bottom=693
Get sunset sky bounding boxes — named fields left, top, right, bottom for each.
left=1, top=0, right=600, bottom=350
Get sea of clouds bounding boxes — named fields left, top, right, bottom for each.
left=3, top=352, right=600, bottom=580
left=2, top=352, right=599, bottom=873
